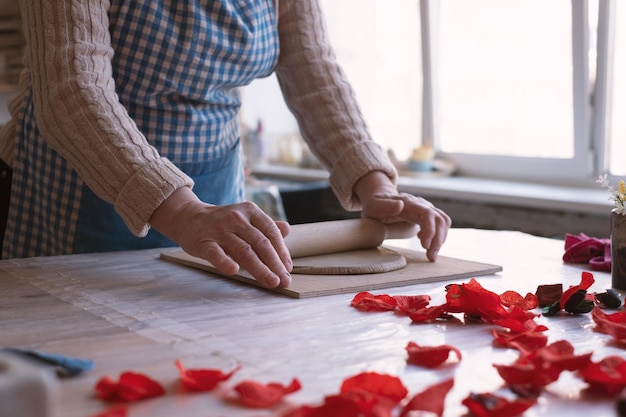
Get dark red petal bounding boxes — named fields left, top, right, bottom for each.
left=405, top=341, right=462, bottom=368
left=234, top=378, right=301, bottom=408
left=399, top=378, right=454, bottom=417
left=340, top=372, right=408, bottom=405
left=350, top=292, right=398, bottom=312
left=175, top=360, right=239, bottom=392
left=462, top=392, right=537, bottom=417
left=535, top=283, right=563, bottom=308
left=493, top=362, right=560, bottom=387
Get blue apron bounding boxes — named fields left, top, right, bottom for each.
left=2, top=0, right=278, bottom=258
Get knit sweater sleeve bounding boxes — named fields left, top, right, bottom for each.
left=274, top=0, right=398, bottom=211
left=18, top=0, right=193, bottom=236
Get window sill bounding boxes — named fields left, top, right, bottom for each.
left=252, top=164, right=613, bottom=217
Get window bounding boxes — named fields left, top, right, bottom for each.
left=602, top=0, right=626, bottom=176
left=242, top=0, right=623, bottom=188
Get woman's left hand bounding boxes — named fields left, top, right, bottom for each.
left=355, top=172, right=451, bottom=261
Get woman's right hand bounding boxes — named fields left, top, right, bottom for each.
left=150, top=187, right=293, bottom=288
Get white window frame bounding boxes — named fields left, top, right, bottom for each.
left=421, top=0, right=597, bottom=187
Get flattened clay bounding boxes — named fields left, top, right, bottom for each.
left=290, top=247, right=406, bottom=275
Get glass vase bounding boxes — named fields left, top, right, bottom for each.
left=611, top=211, right=626, bottom=290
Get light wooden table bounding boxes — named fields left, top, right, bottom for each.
left=0, top=228, right=621, bottom=417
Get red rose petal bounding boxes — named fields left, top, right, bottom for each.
left=409, top=304, right=450, bottom=323
left=445, top=279, right=508, bottom=322
left=462, top=392, right=537, bottom=417
left=579, top=356, right=626, bottom=396
left=399, top=378, right=454, bottom=417
left=405, top=341, right=462, bottom=368
left=500, top=291, right=538, bottom=310
left=95, top=372, right=165, bottom=403
left=175, top=359, right=239, bottom=392
left=393, top=294, right=431, bottom=314
left=592, top=306, right=626, bottom=343
left=340, top=371, right=408, bottom=405
left=560, top=271, right=595, bottom=309
left=350, top=291, right=398, bottom=312
left=492, top=329, right=548, bottom=351
left=234, top=378, right=301, bottom=408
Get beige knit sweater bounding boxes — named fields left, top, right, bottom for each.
left=0, top=0, right=396, bottom=236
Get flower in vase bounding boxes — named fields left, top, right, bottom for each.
left=597, top=174, right=626, bottom=215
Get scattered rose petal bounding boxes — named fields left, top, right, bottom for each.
left=595, top=289, right=623, bottom=309
left=494, top=340, right=592, bottom=388
left=445, top=279, right=508, bottom=322
left=579, top=356, right=626, bottom=396
left=462, top=392, right=537, bottom=417
left=535, top=283, right=563, bottom=308
left=409, top=304, right=451, bottom=323
left=340, top=371, right=408, bottom=405
left=399, top=378, right=454, bottom=417
left=393, top=294, right=431, bottom=314
left=592, top=306, right=626, bottom=344
left=492, top=306, right=546, bottom=334
left=500, top=291, right=538, bottom=310
left=234, top=378, right=301, bottom=408
left=175, top=359, right=239, bottom=392
left=405, top=341, right=462, bottom=368
left=560, top=271, right=595, bottom=310
left=350, top=292, right=398, bottom=312
left=492, top=329, right=548, bottom=352
left=95, top=372, right=165, bottom=403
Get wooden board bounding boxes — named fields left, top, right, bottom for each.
left=160, top=246, right=503, bottom=298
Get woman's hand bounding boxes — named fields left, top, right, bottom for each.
left=354, top=171, right=451, bottom=261
left=150, top=187, right=292, bottom=288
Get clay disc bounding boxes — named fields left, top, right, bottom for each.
left=291, top=246, right=407, bottom=275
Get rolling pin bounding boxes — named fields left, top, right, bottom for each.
left=283, top=218, right=418, bottom=259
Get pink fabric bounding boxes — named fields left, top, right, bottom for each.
left=562, top=233, right=611, bottom=272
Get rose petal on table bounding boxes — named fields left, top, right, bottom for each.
left=445, top=279, right=508, bottom=322
left=535, top=283, right=563, bottom=308
left=494, top=340, right=592, bottom=387
left=350, top=291, right=398, bottom=311
left=591, top=306, right=626, bottom=344
left=500, top=291, right=538, bottom=310
left=405, top=341, right=462, bottom=368
left=408, top=303, right=451, bottom=323
left=492, top=306, right=546, bottom=334
left=175, top=359, right=239, bottom=392
left=461, top=392, right=537, bottom=417
left=393, top=294, right=431, bottom=314
left=95, top=372, right=165, bottom=402
left=234, top=378, right=301, bottom=408
left=560, top=271, right=595, bottom=310
left=595, top=289, right=623, bottom=309
left=398, top=378, right=454, bottom=417
left=492, top=329, right=548, bottom=351
left=579, top=356, right=626, bottom=396
left=340, top=371, right=408, bottom=405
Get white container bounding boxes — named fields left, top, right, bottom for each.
left=0, top=352, right=58, bottom=417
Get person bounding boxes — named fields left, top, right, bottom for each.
left=0, top=0, right=451, bottom=289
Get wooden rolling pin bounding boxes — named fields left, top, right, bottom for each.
left=284, top=218, right=418, bottom=259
